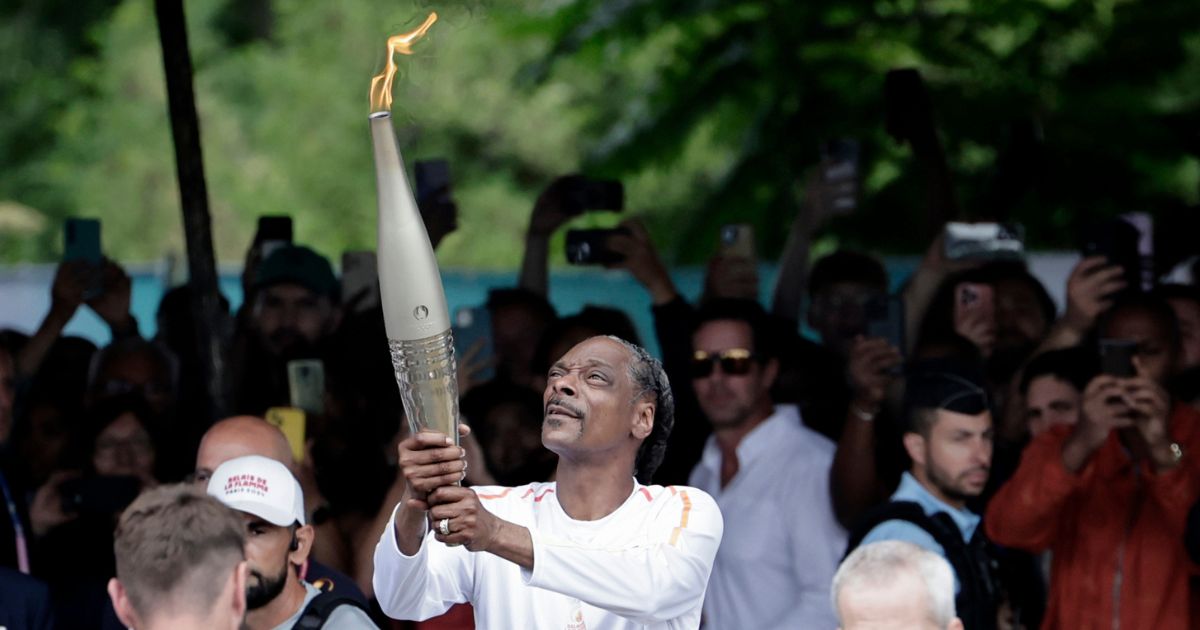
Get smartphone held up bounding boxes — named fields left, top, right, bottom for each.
left=63, top=218, right=104, bottom=299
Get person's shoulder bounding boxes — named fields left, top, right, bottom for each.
left=0, top=566, right=51, bottom=604
left=773, top=407, right=836, bottom=461
left=640, top=484, right=720, bottom=515
left=860, top=517, right=943, bottom=555
left=325, top=600, right=379, bottom=629
left=305, top=561, right=367, bottom=605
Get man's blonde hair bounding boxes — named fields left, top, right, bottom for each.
left=113, top=483, right=245, bottom=619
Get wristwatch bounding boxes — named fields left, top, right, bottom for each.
left=1168, top=442, right=1185, bottom=464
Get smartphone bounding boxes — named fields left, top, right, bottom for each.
left=64, top=218, right=104, bottom=299
left=286, top=359, right=325, bottom=416
left=265, top=407, right=306, bottom=464
left=866, top=294, right=906, bottom=355
left=944, top=222, right=1025, bottom=261
left=719, top=224, right=756, bottom=259
left=255, top=215, right=293, bottom=260
left=563, top=177, right=624, bottom=215
left=884, top=68, right=933, bottom=144
left=1081, top=215, right=1153, bottom=293
left=954, top=282, right=995, bottom=329
left=819, top=138, right=860, bottom=213
left=60, top=476, right=141, bottom=515
left=1099, top=338, right=1138, bottom=378
left=453, top=306, right=495, bottom=383
left=565, top=228, right=630, bottom=265
left=341, top=251, right=381, bottom=313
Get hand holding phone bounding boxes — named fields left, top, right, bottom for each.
left=287, top=360, right=326, bottom=416
left=1079, top=216, right=1151, bottom=294
left=1099, top=339, right=1137, bottom=378
left=848, top=335, right=903, bottom=410
left=453, top=307, right=496, bottom=386
left=819, top=139, right=860, bottom=214
left=265, top=408, right=307, bottom=464
left=1064, top=256, right=1127, bottom=331
left=63, top=218, right=103, bottom=299
left=566, top=228, right=631, bottom=265
left=943, top=222, right=1025, bottom=261
left=719, top=224, right=756, bottom=259
left=866, top=295, right=905, bottom=356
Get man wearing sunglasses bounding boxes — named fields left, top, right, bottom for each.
left=687, top=299, right=846, bottom=629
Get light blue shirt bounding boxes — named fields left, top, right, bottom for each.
left=859, top=471, right=980, bottom=591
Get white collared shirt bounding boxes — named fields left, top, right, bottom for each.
left=689, top=405, right=846, bottom=629
left=373, top=480, right=723, bottom=629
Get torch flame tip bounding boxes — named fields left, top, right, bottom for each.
left=368, top=11, right=440, bottom=113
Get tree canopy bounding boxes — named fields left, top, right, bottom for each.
left=2, top=0, right=1198, bottom=267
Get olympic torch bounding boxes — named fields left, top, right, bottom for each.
left=368, top=13, right=459, bottom=446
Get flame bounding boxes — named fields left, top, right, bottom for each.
left=369, top=12, right=439, bottom=113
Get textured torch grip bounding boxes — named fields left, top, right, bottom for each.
left=389, top=329, right=460, bottom=446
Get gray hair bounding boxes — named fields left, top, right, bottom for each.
left=601, top=335, right=674, bottom=484
left=832, top=541, right=957, bottom=628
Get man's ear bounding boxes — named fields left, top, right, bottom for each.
left=290, top=524, right=316, bottom=566
left=948, top=617, right=965, bottom=630
left=631, top=400, right=654, bottom=441
left=762, top=357, right=780, bottom=390
left=108, top=578, right=141, bottom=629
left=902, top=432, right=927, bottom=467
left=230, top=561, right=249, bottom=626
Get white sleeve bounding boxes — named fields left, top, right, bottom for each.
left=371, top=503, right=473, bottom=621
left=521, top=488, right=723, bottom=624
left=771, top=463, right=845, bottom=629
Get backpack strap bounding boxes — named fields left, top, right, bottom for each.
left=292, top=591, right=369, bottom=630
left=845, top=501, right=997, bottom=630
left=844, top=500, right=946, bottom=560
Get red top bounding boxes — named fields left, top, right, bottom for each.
left=985, top=404, right=1200, bottom=629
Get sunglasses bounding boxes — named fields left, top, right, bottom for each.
left=690, top=348, right=758, bottom=378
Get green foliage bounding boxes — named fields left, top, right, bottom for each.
left=2, top=0, right=1199, bottom=267
left=529, top=0, right=1200, bottom=261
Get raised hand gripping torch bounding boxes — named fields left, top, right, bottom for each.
left=368, top=13, right=459, bottom=448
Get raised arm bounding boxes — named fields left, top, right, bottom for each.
left=771, top=166, right=852, bottom=325
left=373, top=428, right=473, bottom=619
left=518, top=176, right=575, bottom=297
left=18, top=262, right=85, bottom=378
left=831, top=336, right=902, bottom=527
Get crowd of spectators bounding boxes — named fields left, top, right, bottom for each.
left=3, top=158, right=1200, bottom=630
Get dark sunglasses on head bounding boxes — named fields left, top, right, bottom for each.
left=690, top=348, right=758, bottom=378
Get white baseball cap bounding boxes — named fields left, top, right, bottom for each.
left=206, top=455, right=306, bottom=526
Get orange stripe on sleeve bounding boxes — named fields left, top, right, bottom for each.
left=478, top=488, right=513, bottom=500
left=668, top=490, right=693, bottom=547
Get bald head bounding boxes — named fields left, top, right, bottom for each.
left=195, top=416, right=295, bottom=484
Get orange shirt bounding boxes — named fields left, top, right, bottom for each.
left=985, top=404, right=1200, bottom=629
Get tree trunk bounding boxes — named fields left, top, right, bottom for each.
left=154, top=0, right=226, bottom=423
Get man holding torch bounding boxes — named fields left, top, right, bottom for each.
left=372, top=335, right=723, bottom=628
left=367, top=15, right=720, bottom=628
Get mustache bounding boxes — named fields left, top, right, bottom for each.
left=545, top=397, right=584, bottom=418
left=959, top=466, right=990, bottom=477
